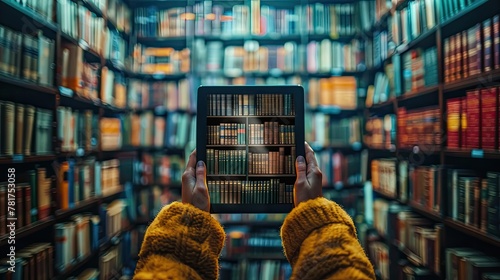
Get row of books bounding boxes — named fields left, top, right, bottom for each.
left=54, top=158, right=121, bottom=211
left=206, top=148, right=297, bottom=176
left=127, top=78, right=192, bottom=111
left=207, top=93, right=295, bottom=117
left=193, top=39, right=368, bottom=75
left=449, top=170, right=500, bottom=237
left=214, top=213, right=287, bottom=223
left=134, top=186, right=180, bottom=221
left=307, top=76, right=358, bottom=110
left=130, top=44, right=190, bottom=75
left=405, top=164, right=443, bottom=214
left=199, top=75, right=302, bottom=87
left=0, top=102, right=52, bottom=156
left=364, top=114, right=397, bottom=150
left=394, top=208, right=443, bottom=275
left=368, top=30, right=391, bottom=69
left=101, top=67, right=127, bottom=108
left=57, top=107, right=99, bottom=153
left=208, top=122, right=293, bottom=146
left=0, top=25, right=55, bottom=86
left=224, top=228, right=282, bottom=257
left=393, top=0, right=438, bottom=47
left=446, top=248, right=500, bottom=280
left=60, top=44, right=99, bottom=99
left=137, top=2, right=363, bottom=38
left=447, top=87, right=499, bottom=150
left=440, top=0, right=483, bottom=22
left=366, top=241, right=389, bottom=280
left=307, top=115, right=363, bottom=148
left=220, top=260, right=291, bottom=280
left=307, top=39, right=365, bottom=74
left=0, top=243, right=53, bottom=280
left=371, top=159, right=397, bottom=197
left=0, top=168, right=51, bottom=234
left=367, top=67, right=394, bottom=106
left=106, top=0, right=132, bottom=35
left=398, top=106, right=441, bottom=150
left=444, top=15, right=500, bottom=83
left=135, top=153, right=185, bottom=186
left=121, top=112, right=192, bottom=149
left=12, top=0, right=54, bottom=23
left=207, top=180, right=294, bottom=205
left=55, top=214, right=93, bottom=273
left=317, top=150, right=368, bottom=187
left=402, top=47, right=438, bottom=93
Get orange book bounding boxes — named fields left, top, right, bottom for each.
left=58, top=162, right=69, bottom=210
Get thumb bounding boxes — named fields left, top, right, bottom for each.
left=195, top=161, right=207, bottom=194
left=295, top=156, right=307, bottom=184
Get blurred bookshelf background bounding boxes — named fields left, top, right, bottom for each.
left=0, top=0, right=500, bottom=279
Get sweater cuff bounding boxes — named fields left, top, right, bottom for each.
left=137, top=202, right=225, bottom=280
left=280, top=197, right=356, bottom=265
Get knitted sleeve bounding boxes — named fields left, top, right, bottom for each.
left=281, top=197, right=375, bottom=280
left=133, top=202, right=225, bottom=280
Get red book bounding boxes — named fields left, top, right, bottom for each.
left=467, top=90, right=480, bottom=148
left=481, top=88, right=497, bottom=150
left=462, top=30, right=469, bottom=78
left=447, top=98, right=461, bottom=149
left=494, top=15, right=499, bottom=69
left=460, top=97, right=467, bottom=148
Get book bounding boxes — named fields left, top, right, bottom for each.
left=3, top=101, right=15, bottom=155
left=197, top=86, right=304, bottom=213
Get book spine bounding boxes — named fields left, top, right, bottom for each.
left=24, top=105, right=35, bottom=155
left=23, top=184, right=31, bottom=227
left=483, top=18, right=492, bottom=72
left=447, top=98, right=461, bottom=148
left=494, top=15, right=499, bottom=69
left=14, top=104, right=24, bottom=155
left=0, top=185, right=6, bottom=235
left=466, top=90, right=480, bottom=148
left=4, top=101, right=15, bottom=155
left=486, top=172, right=499, bottom=236
left=481, top=87, right=497, bottom=150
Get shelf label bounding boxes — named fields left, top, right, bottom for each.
left=471, top=149, right=484, bottom=158
left=352, top=142, right=362, bottom=151
left=59, top=86, right=73, bottom=97
left=12, top=154, right=24, bottom=162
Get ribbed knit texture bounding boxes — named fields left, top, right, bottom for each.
left=281, top=197, right=375, bottom=280
left=133, top=202, right=225, bottom=280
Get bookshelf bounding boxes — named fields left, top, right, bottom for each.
left=366, top=0, right=500, bottom=279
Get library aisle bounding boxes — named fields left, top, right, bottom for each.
left=0, top=0, right=499, bottom=279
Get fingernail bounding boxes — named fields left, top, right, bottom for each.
left=297, top=156, right=305, bottom=163
left=197, top=161, right=204, bottom=167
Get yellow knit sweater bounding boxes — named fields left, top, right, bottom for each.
left=133, top=197, right=375, bottom=280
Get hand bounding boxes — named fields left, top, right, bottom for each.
left=294, top=142, right=323, bottom=207
left=182, top=150, right=210, bottom=212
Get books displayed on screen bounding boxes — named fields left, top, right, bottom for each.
left=364, top=114, right=396, bottom=150
left=130, top=44, right=190, bottom=75
left=127, top=78, right=192, bottom=111
left=397, top=106, right=441, bottom=150
left=307, top=76, right=358, bottom=109
left=197, top=86, right=305, bottom=213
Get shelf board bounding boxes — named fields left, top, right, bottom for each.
left=57, top=150, right=98, bottom=158
left=54, top=250, right=98, bottom=280
left=444, top=218, right=500, bottom=247
left=0, top=217, right=55, bottom=247
left=307, top=106, right=364, bottom=116
left=137, top=36, right=187, bottom=48
left=408, top=201, right=442, bottom=222
left=59, top=93, right=102, bottom=110
left=395, top=25, right=438, bottom=54
left=54, top=197, right=100, bottom=221
left=443, top=68, right=500, bottom=92
left=0, top=155, right=56, bottom=165
left=398, top=85, right=439, bottom=102
left=248, top=174, right=296, bottom=178
left=394, top=241, right=425, bottom=267
left=128, top=72, right=187, bottom=80
left=220, top=253, right=287, bottom=261
left=60, top=31, right=80, bottom=46
left=211, top=204, right=293, bottom=213
left=220, top=220, right=283, bottom=227
left=373, top=189, right=397, bottom=200
left=444, top=148, right=500, bottom=159
left=0, top=73, right=58, bottom=95
left=0, top=0, right=58, bottom=34
left=367, top=98, right=396, bottom=113
left=198, top=34, right=302, bottom=43
left=207, top=115, right=295, bottom=119
left=81, top=0, right=104, bottom=17
left=206, top=145, right=247, bottom=148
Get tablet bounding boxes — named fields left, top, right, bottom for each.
left=196, top=85, right=305, bottom=213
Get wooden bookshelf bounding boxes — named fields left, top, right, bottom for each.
left=54, top=250, right=99, bottom=280
left=407, top=201, right=442, bottom=222
left=444, top=218, right=500, bottom=248
left=0, top=0, right=57, bottom=34
left=444, top=148, right=500, bottom=160
left=0, top=217, right=55, bottom=247
left=0, top=73, right=58, bottom=95
left=0, top=155, right=57, bottom=164
left=211, top=204, right=293, bottom=214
